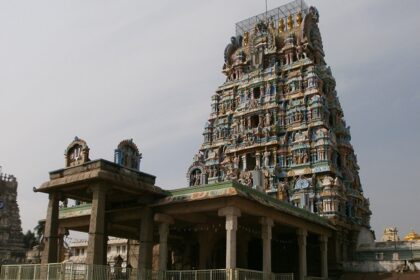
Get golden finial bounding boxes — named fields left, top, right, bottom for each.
left=296, top=11, right=303, bottom=26
left=278, top=18, right=285, bottom=33
left=243, top=32, right=249, bottom=47
left=287, top=14, right=294, bottom=30
left=404, top=230, right=420, bottom=241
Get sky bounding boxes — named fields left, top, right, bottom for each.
left=0, top=0, right=419, bottom=240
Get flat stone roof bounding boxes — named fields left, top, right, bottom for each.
left=54, top=179, right=334, bottom=232
left=155, top=181, right=334, bottom=229
left=36, top=159, right=167, bottom=202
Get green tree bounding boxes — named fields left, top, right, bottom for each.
left=23, top=230, right=37, bottom=249
left=34, top=220, right=45, bottom=244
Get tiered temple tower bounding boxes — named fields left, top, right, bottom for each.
left=0, top=167, right=25, bottom=263
left=188, top=0, right=371, bottom=253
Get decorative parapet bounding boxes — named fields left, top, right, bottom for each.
left=0, top=172, right=16, bottom=183
left=156, top=181, right=333, bottom=229
left=59, top=204, right=91, bottom=219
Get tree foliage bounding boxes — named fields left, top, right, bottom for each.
left=23, top=230, right=38, bottom=249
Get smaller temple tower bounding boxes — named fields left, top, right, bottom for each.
left=64, top=137, right=90, bottom=167
left=0, top=167, right=25, bottom=263
left=114, top=139, right=142, bottom=170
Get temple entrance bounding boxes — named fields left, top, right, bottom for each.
left=253, top=87, right=260, bottom=99
left=272, top=234, right=298, bottom=274
left=307, top=234, right=321, bottom=277
left=210, top=239, right=226, bottom=269
left=169, top=239, right=200, bottom=270
left=246, top=154, right=256, bottom=171
left=250, top=115, right=259, bottom=128
left=247, top=238, right=262, bottom=270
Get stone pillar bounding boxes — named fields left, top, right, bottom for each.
left=128, top=240, right=140, bottom=269
left=272, top=149, right=277, bottom=165
left=242, top=155, right=247, bottom=171
left=218, top=207, right=241, bottom=269
left=154, top=213, right=174, bottom=271
left=139, top=207, right=154, bottom=277
left=234, top=156, right=239, bottom=169
left=58, top=228, right=67, bottom=262
left=297, top=229, right=307, bottom=280
left=334, top=232, right=342, bottom=263
left=41, top=193, right=60, bottom=264
left=86, top=186, right=107, bottom=265
left=320, top=235, right=328, bottom=279
left=263, top=151, right=270, bottom=168
left=58, top=236, right=64, bottom=262
left=260, top=217, right=273, bottom=274
left=256, top=153, right=261, bottom=169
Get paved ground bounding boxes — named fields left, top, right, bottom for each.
left=340, top=272, right=420, bottom=280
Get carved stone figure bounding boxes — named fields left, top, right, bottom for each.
left=296, top=11, right=303, bottom=26
left=243, top=32, right=249, bottom=47
left=295, top=131, right=304, bottom=142
left=287, top=14, right=294, bottom=30
left=302, top=152, right=308, bottom=163
left=263, top=169, right=270, bottom=190
left=263, top=151, right=271, bottom=167
left=277, top=181, right=289, bottom=202
left=267, top=20, right=277, bottom=50
left=245, top=172, right=253, bottom=187
left=265, top=111, right=271, bottom=127
left=278, top=18, right=285, bottom=33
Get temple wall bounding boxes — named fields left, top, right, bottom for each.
left=343, top=261, right=419, bottom=273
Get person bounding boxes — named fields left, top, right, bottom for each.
left=113, top=255, right=123, bottom=279
left=125, top=262, right=133, bottom=279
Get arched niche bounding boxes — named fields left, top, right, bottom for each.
left=64, top=137, right=90, bottom=167
left=187, top=163, right=206, bottom=187
left=114, top=139, right=142, bottom=170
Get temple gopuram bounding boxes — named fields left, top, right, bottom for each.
left=0, top=1, right=381, bottom=280
left=0, top=168, right=25, bottom=264
left=188, top=0, right=371, bottom=262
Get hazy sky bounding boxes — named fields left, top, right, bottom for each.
left=0, top=0, right=419, bottom=240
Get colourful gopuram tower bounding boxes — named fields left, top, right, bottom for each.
left=188, top=0, right=371, bottom=251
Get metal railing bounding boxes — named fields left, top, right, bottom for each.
left=273, top=274, right=294, bottom=280
left=0, top=265, right=294, bottom=280
left=162, top=270, right=293, bottom=280
left=0, top=263, right=137, bottom=280
left=163, top=269, right=229, bottom=280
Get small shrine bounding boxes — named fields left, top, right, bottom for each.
left=404, top=230, right=420, bottom=241
left=381, top=227, right=400, bottom=242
